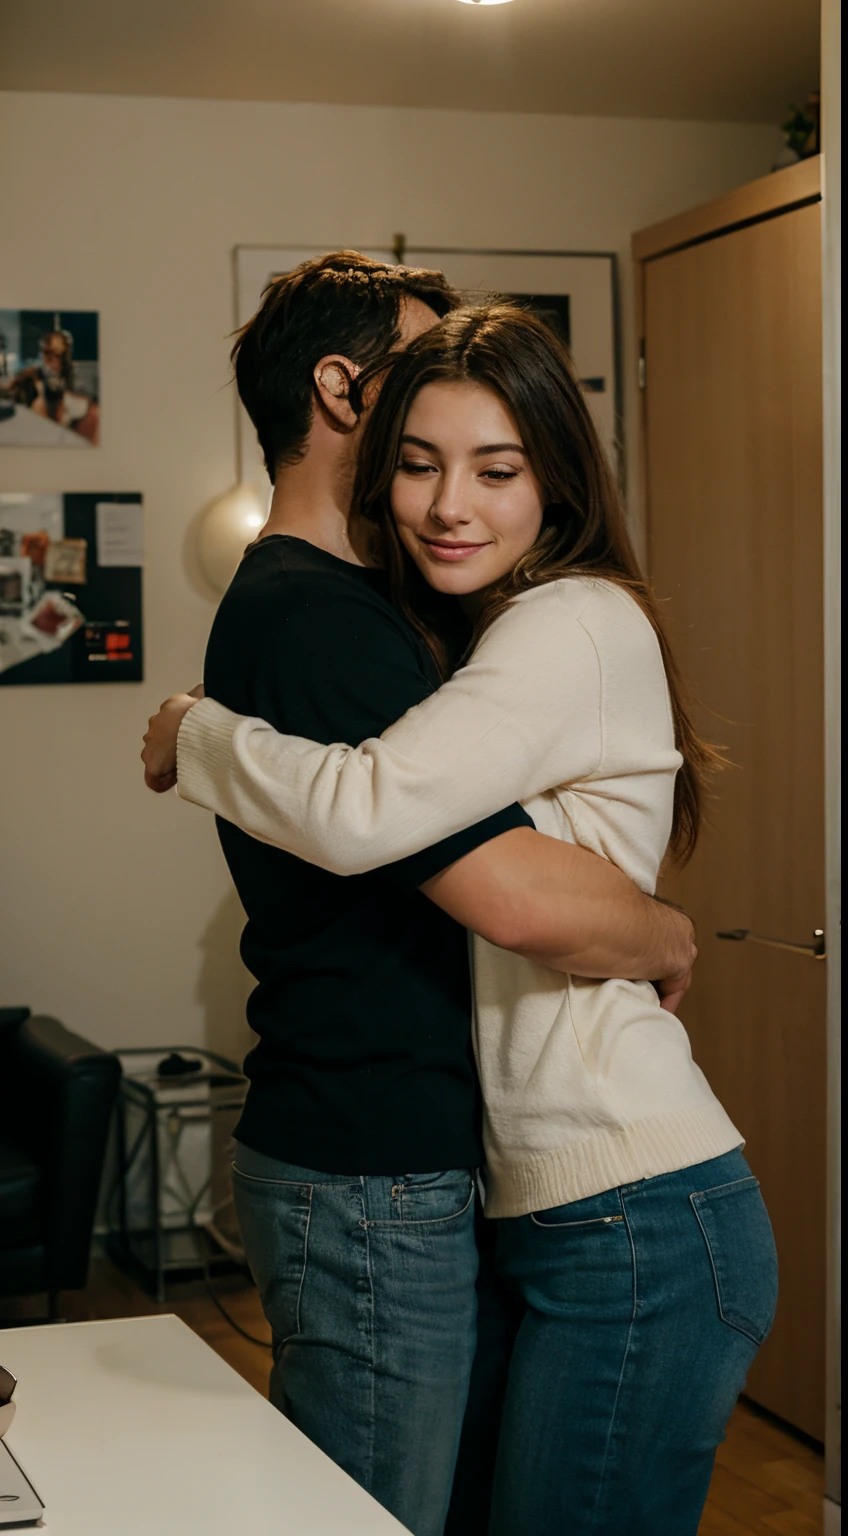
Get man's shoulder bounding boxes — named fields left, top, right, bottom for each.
left=205, top=536, right=436, bottom=736
left=226, top=539, right=396, bottom=618
left=209, top=538, right=420, bottom=670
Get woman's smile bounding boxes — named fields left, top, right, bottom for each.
left=418, top=536, right=494, bottom=562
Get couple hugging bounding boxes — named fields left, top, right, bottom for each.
left=141, top=252, right=777, bottom=1536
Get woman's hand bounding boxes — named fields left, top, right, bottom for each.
left=141, top=686, right=203, bottom=792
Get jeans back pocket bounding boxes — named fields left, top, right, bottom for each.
left=691, top=1176, right=778, bottom=1345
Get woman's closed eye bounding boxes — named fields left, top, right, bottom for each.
left=398, top=457, right=438, bottom=475
left=397, top=459, right=519, bottom=483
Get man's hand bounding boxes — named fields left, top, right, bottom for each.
left=655, top=958, right=695, bottom=1016
left=651, top=897, right=696, bottom=1015
left=141, top=686, right=204, bottom=793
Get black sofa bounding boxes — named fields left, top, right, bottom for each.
left=0, top=1008, right=121, bottom=1320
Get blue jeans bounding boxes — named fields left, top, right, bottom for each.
left=490, top=1149, right=778, bottom=1536
left=231, top=1143, right=479, bottom=1536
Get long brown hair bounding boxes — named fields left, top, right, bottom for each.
left=354, top=302, right=721, bottom=862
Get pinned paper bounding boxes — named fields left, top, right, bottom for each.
left=45, top=537, right=88, bottom=584
left=96, top=502, right=144, bottom=567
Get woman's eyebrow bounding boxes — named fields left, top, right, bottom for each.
left=400, top=434, right=525, bottom=456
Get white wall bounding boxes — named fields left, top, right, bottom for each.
left=0, top=90, right=780, bottom=1058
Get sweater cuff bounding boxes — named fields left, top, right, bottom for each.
left=176, top=696, right=248, bottom=812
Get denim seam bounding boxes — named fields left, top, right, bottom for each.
left=232, top=1164, right=364, bottom=1192
left=231, top=1164, right=315, bottom=1192
left=591, top=1188, right=638, bottom=1532
left=363, top=1185, right=475, bottom=1228
left=293, top=1186, right=313, bottom=1337
left=359, top=1177, right=377, bottom=1494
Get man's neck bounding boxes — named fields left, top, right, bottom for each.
left=257, top=444, right=373, bottom=567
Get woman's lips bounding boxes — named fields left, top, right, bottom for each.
left=419, top=538, right=491, bottom=562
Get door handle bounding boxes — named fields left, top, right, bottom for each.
left=716, top=927, right=826, bottom=960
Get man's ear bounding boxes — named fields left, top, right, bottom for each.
left=313, top=355, right=361, bottom=432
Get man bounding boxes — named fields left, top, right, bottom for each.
left=142, top=252, right=694, bottom=1536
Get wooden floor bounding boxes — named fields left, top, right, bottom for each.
left=2, top=1255, right=825, bottom=1533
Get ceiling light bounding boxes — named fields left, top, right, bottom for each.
left=457, top=0, right=514, bottom=6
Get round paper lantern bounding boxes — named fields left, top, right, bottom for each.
left=197, top=484, right=267, bottom=593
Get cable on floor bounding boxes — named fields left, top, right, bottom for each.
left=188, top=1221, right=273, bottom=1350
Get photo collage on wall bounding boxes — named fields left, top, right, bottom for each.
left=0, top=306, right=145, bottom=685
left=0, top=493, right=143, bottom=685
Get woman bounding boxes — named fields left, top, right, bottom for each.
left=156, top=305, right=777, bottom=1534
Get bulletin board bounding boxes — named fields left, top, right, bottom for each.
left=0, top=492, right=143, bottom=686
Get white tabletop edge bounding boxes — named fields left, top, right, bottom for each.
left=0, top=1313, right=176, bottom=1338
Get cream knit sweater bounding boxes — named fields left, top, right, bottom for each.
left=178, top=576, right=741, bottom=1217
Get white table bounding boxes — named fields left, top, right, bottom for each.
left=0, top=1315, right=411, bottom=1534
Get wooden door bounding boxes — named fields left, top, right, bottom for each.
left=638, top=187, right=826, bottom=1440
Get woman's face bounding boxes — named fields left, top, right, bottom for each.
left=391, top=380, right=546, bottom=597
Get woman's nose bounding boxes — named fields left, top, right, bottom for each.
left=430, top=481, right=472, bottom=527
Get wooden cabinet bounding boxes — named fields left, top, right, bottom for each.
left=633, top=159, right=826, bottom=1442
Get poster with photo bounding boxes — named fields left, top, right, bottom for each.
left=403, top=250, right=620, bottom=472
left=0, top=493, right=143, bottom=685
left=0, top=311, right=100, bottom=447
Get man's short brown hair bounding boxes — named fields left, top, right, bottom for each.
left=232, top=251, right=460, bottom=481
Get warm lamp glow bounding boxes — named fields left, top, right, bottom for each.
left=198, top=484, right=267, bottom=594
left=457, top=0, right=514, bottom=6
